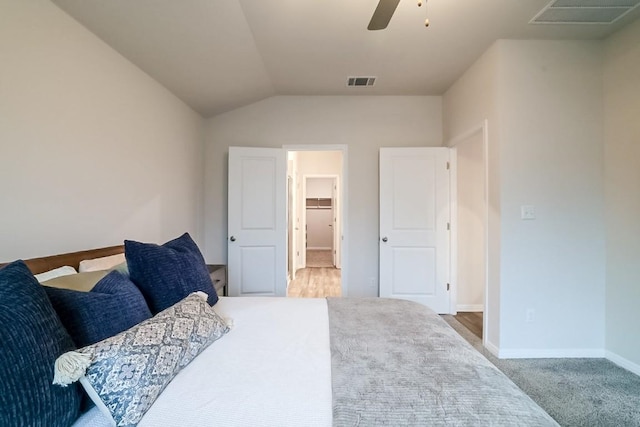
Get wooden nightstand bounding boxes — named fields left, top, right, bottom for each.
left=207, top=264, right=227, bottom=297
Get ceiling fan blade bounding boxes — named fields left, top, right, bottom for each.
left=368, top=0, right=401, bottom=30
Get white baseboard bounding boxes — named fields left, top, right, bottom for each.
left=482, top=346, right=640, bottom=374
left=484, top=339, right=500, bottom=357
left=456, top=304, right=483, bottom=312
left=497, top=348, right=605, bottom=359
left=606, top=350, right=640, bottom=376
left=485, top=346, right=640, bottom=374
left=307, top=247, right=332, bottom=250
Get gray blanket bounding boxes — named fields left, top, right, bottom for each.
left=327, top=298, right=559, bottom=426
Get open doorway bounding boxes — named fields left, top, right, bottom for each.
left=451, top=127, right=487, bottom=339
left=305, top=177, right=336, bottom=267
left=286, top=150, right=343, bottom=298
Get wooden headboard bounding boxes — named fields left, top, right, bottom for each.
left=0, top=245, right=124, bottom=275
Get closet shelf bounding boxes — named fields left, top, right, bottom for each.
left=306, top=197, right=332, bottom=209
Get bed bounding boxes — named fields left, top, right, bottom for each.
left=0, top=237, right=559, bottom=427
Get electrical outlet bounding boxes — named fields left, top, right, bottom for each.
left=521, top=205, right=536, bottom=220
left=526, top=309, right=535, bottom=323
left=368, top=277, right=377, bottom=288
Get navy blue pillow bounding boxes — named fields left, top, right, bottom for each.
left=45, top=270, right=152, bottom=348
left=125, top=232, right=218, bottom=314
left=0, top=261, right=81, bottom=427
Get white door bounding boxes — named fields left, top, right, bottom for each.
left=332, top=178, right=340, bottom=268
left=287, top=175, right=295, bottom=280
left=228, top=147, right=286, bottom=296
left=379, top=147, right=451, bottom=313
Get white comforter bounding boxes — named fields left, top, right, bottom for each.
left=74, top=297, right=333, bottom=427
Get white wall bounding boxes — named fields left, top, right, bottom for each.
left=498, top=40, right=605, bottom=355
left=603, top=17, right=640, bottom=369
left=444, top=40, right=606, bottom=356
left=204, top=95, right=442, bottom=296
left=306, top=209, right=333, bottom=250
left=306, top=177, right=333, bottom=198
left=297, top=151, right=342, bottom=176
left=0, top=0, right=204, bottom=260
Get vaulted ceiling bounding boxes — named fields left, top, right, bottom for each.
left=51, top=0, right=640, bottom=117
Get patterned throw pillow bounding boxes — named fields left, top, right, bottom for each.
left=45, top=270, right=152, bottom=348
left=0, top=261, right=81, bottom=427
left=54, top=292, right=230, bottom=427
left=125, top=232, right=218, bottom=313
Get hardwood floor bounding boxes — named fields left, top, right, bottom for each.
left=454, top=312, right=483, bottom=339
left=287, top=266, right=341, bottom=298
left=306, top=249, right=334, bottom=267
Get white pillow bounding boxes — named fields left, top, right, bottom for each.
left=78, top=253, right=125, bottom=273
left=34, top=266, right=77, bottom=283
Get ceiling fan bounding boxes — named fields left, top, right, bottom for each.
left=368, top=0, right=428, bottom=30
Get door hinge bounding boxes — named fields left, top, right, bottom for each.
left=446, top=161, right=450, bottom=170
left=447, top=283, right=450, bottom=291
left=447, top=222, right=450, bottom=231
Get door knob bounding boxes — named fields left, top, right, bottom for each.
left=382, top=237, right=388, bottom=242
left=230, top=236, right=236, bottom=242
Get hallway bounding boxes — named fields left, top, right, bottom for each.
left=287, top=263, right=341, bottom=298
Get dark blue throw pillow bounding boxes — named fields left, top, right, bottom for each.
left=125, top=232, right=218, bottom=314
left=0, top=261, right=81, bottom=427
left=45, top=270, right=152, bottom=348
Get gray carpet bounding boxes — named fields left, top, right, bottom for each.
left=442, top=315, right=640, bottom=427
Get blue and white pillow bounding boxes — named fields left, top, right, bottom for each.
left=125, top=233, right=218, bottom=314
left=54, top=292, right=230, bottom=427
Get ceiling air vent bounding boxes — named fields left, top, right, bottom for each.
left=531, top=0, right=640, bottom=24
left=347, top=76, right=376, bottom=87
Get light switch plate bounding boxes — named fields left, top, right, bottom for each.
left=521, top=205, right=536, bottom=220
